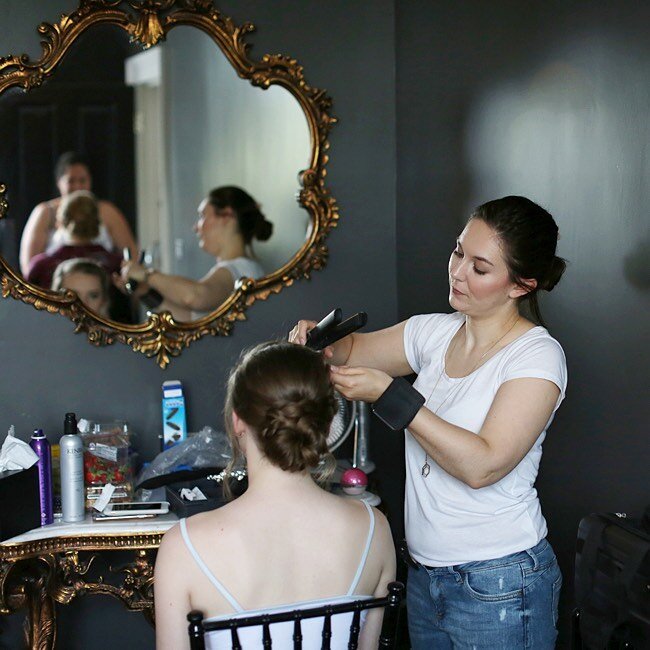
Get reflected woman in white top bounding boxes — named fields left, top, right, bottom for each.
left=154, top=342, right=396, bottom=650
left=121, top=186, right=272, bottom=321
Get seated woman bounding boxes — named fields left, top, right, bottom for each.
left=154, top=342, right=396, bottom=650
left=26, top=190, right=123, bottom=288
left=51, top=258, right=110, bottom=317
left=19, top=151, right=137, bottom=276
left=120, top=186, right=272, bottom=321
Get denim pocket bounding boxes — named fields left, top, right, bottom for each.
left=462, top=563, right=524, bottom=602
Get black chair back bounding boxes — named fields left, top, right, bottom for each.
left=187, top=581, right=404, bottom=650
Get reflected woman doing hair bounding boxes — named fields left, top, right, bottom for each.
left=470, top=195, right=567, bottom=325
left=208, top=186, right=273, bottom=246
left=54, top=151, right=91, bottom=182
left=224, top=341, right=337, bottom=483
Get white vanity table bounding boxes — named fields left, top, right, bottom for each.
left=0, top=513, right=178, bottom=649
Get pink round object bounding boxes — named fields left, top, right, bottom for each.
left=341, top=468, right=368, bottom=487
left=341, top=468, right=368, bottom=491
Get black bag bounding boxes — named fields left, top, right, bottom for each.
left=573, top=509, right=650, bottom=649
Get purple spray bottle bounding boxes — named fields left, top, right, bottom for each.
left=29, top=429, right=53, bottom=526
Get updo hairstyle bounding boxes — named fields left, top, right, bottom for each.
left=471, top=195, right=567, bottom=325
left=58, top=190, right=99, bottom=240
left=225, top=341, right=337, bottom=474
left=207, top=186, right=273, bottom=245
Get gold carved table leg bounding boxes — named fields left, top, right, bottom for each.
left=1, top=548, right=157, bottom=649
left=1, top=555, right=57, bottom=650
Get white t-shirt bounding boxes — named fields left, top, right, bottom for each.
left=215, top=256, right=265, bottom=284
left=403, top=311, right=567, bottom=567
left=191, top=256, right=265, bottom=320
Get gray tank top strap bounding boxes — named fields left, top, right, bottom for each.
left=347, top=501, right=376, bottom=596
left=179, top=518, right=244, bottom=613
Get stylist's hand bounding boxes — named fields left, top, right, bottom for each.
left=330, top=365, right=392, bottom=403
left=121, top=260, right=147, bottom=284
left=287, top=319, right=335, bottom=360
left=115, top=261, right=148, bottom=297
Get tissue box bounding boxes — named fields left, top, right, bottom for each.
left=0, top=466, right=40, bottom=542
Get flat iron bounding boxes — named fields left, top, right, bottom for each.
left=305, top=308, right=367, bottom=351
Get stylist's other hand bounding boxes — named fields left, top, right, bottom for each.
left=329, top=366, right=392, bottom=402
left=287, top=319, right=335, bottom=359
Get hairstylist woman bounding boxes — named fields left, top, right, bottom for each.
left=289, top=196, right=567, bottom=648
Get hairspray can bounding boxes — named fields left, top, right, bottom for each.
left=29, top=429, right=53, bottom=526
left=60, top=413, right=85, bottom=523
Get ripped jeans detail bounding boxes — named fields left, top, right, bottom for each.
left=406, top=538, right=561, bottom=650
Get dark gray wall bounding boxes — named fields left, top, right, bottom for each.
left=0, top=2, right=396, bottom=647
left=397, top=1, right=650, bottom=646
left=2, top=1, right=648, bottom=648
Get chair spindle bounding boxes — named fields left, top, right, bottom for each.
left=320, top=612, right=332, bottom=650
left=378, top=582, right=404, bottom=648
left=293, top=616, right=303, bottom=649
left=187, top=611, right=206, bottom=650
left=262, top=620, right=272, bottom=648
left=230, top=626, right=242, bottom=650
left=348, top=609, right=361, bottom=649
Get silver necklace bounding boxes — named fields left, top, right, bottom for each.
left=420, top=315, right=520, bottom=478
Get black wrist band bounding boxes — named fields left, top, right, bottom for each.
left=139, top=289, right=163, bottom=309
left=372, top=377, right=425, bottom=431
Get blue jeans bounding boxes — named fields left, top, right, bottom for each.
left=406, top=538, right=562, bottom=649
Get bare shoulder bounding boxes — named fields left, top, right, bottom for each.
left=180, top=504, right=241, bottom=543
left=27, top=201, right=52, bottom=223
left=98, top=199, right=119, bottom=212
left=155, top=522, right=187, bottom=582
left=158, top=519, right=183, bottom=555
left=337, top=497, right=391, bottom=542
left=371, top=506, right=391, bottom=534
left=368, top=506, right=393, bottom=550
left=97, top=199, right=125, bottom=219
left=158, top=512, right=225, bottom=563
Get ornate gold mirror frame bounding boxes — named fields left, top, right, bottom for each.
left=0, top=0, right=337, bottom=368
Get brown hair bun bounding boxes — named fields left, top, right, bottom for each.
left=225, top=341, right=337, bottom=473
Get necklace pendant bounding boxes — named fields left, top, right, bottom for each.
left=421, top=462, right=430, bottom=478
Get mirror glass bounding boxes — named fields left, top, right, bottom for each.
left=0, top=23, right=311, bottom=324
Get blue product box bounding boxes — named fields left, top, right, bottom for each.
left=162, top=380, right=187, bottom=449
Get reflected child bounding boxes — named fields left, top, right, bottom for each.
left=51, top=258, right=110, bottom=317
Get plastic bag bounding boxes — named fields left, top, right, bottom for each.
left=135, top=426, right=233, bottom=488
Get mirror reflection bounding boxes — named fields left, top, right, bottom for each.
left=0, top=24, right=311, bottom=324
left=119, top=185, right=274, bottom=322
